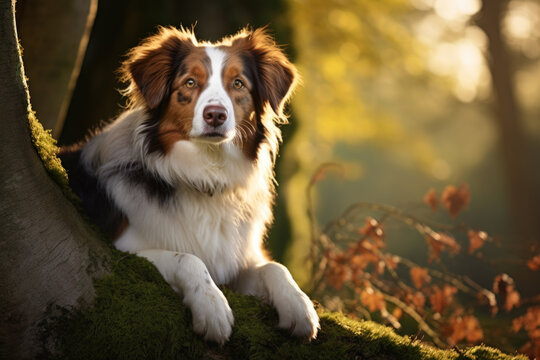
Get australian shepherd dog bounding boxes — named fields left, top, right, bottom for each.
left=59, top=27, right=319, bottom=343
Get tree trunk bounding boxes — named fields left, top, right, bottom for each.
left=477, top=0, right=540, bottom=248
left=0, top=0, right=109, bottom=357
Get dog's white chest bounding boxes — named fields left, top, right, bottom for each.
left=115, top=189, right=255, bottom=284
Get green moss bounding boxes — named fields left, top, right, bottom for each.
left=38, top=248, right=526, bottom=360
left=39, top=249, right=207, bottom=360
left=28, top=109, right=80, bottom=204
left=28, top=110, right=68, bottom=187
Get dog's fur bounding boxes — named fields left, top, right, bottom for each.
left=59, top=27, right=319, bottom=343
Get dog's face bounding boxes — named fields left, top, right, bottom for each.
left=121, top=27, right=297, bottom=159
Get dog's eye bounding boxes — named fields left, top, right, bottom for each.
left=233, top=79, right=244, bottom=89
left=185, top=78, right=196, bottom=88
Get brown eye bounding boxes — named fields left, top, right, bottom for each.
left=233, top=79, right=244, bottom=89
left=185, top=78, right=196, bottom=88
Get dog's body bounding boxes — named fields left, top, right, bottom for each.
left=59, top=27, right=319, bottom=343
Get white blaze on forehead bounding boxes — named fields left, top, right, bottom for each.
left=190, top=46, right=236, bottom=139
left=205, top=47, right=226, bottom=97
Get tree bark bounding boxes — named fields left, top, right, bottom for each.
left=477, top=0, right=540, bottom=248
left=0, top=0, right=109, bottom=357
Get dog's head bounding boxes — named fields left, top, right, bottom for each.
left=120, top=27, right=297, bottom=159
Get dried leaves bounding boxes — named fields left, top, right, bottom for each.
left=410, top=267, right=431, bottom=289
left=405, top=291, right=426, bottom=312
left=359, top=287, right=386, bottom=312
left=429, top=285, right=457, bottom=313
left=512, top=306, right=540, bottom=359
left=424, top=188, right=438, bottom=211
left=527, top=254, right=540, bottom=271
left=359, top=217, right=385, bottom=241
left=443, top=314, right=483, bottom=346
left=423, top=184, right=471, bottom=218
left=467, top=230, right=487, bottom=254
left=493, top=274, right=520, bottom=312
left=313, top=182, right=535, bottom=354
left=421, top=185, right=491, bottom=260
left=324, top=217, right=387, bottom=290
left=425, top=233, right=460, bottom=262
left=441, top=184, right=471, bottom=219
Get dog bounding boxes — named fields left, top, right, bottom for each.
left=59, top=26, right=319, bottom=344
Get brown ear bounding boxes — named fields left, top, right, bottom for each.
left=232, top=28, right=298, bottom=119
left=120, top=27, right=195, bottom=110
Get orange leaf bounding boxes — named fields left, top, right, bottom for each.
left=424, top=188, right=438, bottom=211
left=493, top=273, right=514, bottom=295
left=493, top=273, right=521, bottom=312
left=444, top=315, right=483, bottom=346
left=429, top=285, right=457, bottom=313
left=505, top=290, right=520, bottom=312
left=512, top=306, right=540, bottom=359
left=468, top=230, right=487, bottom=254
left=406, top=291, right=426, bottom=312
left=441, top=183, right=471, bottom=218
left=325, top=251, right=349, bottom=290
left=512, top=317, right=524, bottom=333
left=385, top=255, right=400, bottom=270
left=410, top=267, right=431, bottom=289
left=392, top=307, right=403, bottom=320
left=440, top=233, right=461, bottom=254
left=463, top=315, right=484, bottom=343
left=359, top=217, right=385, bottom=241
left=425, top=232, right=460, bottom=261
left=360, top=287, right=386, bottom=312
left=527, top=254, right=540, bottom=271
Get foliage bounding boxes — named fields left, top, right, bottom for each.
left=307, top=164, right=540, bottom=358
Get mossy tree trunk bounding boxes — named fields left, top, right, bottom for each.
left=0, top=0, right=110, bottom=357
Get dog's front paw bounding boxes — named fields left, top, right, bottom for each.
left=275, top=289, right=320, bottom=340
left=185, top=284, right=234, bottom=344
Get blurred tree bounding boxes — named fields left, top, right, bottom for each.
left=476, top=0, right=540, bottom=249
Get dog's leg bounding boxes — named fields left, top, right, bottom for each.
left=136, top=249, right=234, bottom=344
left=232, top=262, right=319, bottom=339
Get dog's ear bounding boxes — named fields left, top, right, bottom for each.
left=120, top=27, right=195, bottom=110
left=231, top=28, right=298, bottom=120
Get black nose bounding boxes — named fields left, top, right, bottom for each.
left=203, top=105, right=228, bottom=127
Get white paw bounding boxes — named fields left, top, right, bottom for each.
left=275, top=289, right=320, bottom=340
left=184, top=283, right=234, bottom=344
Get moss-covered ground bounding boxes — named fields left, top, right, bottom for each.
left=37, top=250, right=527, bottom=360
left=30, top=112, right=526, bottom=360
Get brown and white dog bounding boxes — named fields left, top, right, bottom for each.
left=59, top=27, right=319, bottom=344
